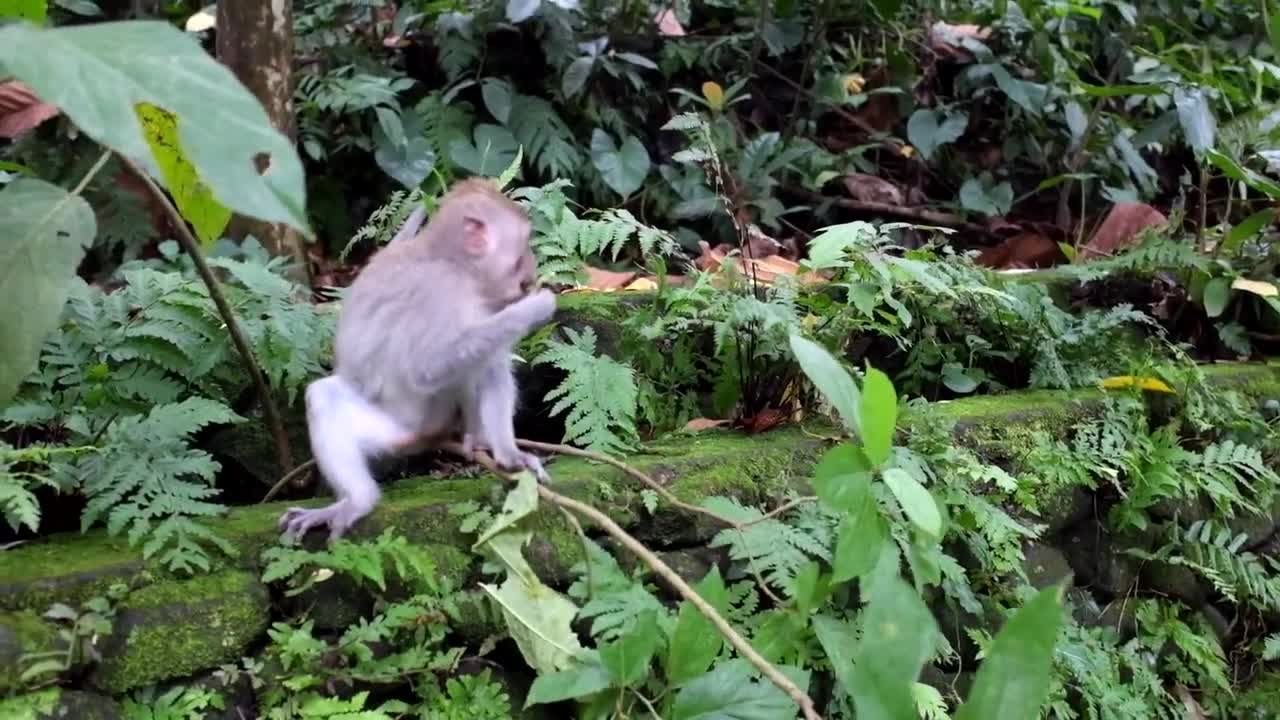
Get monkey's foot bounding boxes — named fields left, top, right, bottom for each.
left=491, top=447, right=549, bottom=484
left=279, top=501, right=369, bottom=543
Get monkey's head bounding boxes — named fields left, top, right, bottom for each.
left=428, top=179, right=540, bottom=307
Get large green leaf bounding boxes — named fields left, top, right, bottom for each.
left=811, top=444, right=873, bottom=511
left=0, top=178, right=96, bottom=409
left=671, top=659, right=800, bottom=720
left=0, top=21, right=310, bottom=237
left=449, top=123, right=520, bottom=177
left=0, top=0, right=45, bottom=22
left=789, top=333, right=861, bottom=436
left=831, top=486, right=887, bottom=583
left=525, top=654, right=613, bottom=706
left=137, top=103, right=230, bottom=248
left=590, top=128, right=650, bottom=198
left=859, top=367, right=897, bottom=466
left=956, top=585, right=1064, bottom=720
left=1203, top=276, right=1232, bottom=318
left=600, top=609, right=661, bottom=687
left=844, top=547, right=939, bottom=720
left=664, top=566, right=728, bottom=686
left=882, top=468, right=942, bottom=539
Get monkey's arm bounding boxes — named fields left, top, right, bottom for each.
left=409, top=289, right=555, bottom=395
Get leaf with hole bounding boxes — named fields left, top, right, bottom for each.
left=0, top=21, right=310, bottom=236
left=590, top=128, right=650, bottom=198
left=0, top=178, right=96, bottom=409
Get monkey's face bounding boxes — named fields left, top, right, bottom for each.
left=480, top=219, right=538, bottom=306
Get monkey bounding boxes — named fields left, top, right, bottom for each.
left=279, top=179, right=555, bottom=542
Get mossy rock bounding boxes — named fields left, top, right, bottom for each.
left=0, top=688, right=122, bottom=720
left=88, top=570, right=270, bottom=694
left=0, top=610, right=65, bottom=694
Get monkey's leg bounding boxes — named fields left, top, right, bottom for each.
left=280, top=376, right=417, bottom=542
left=470, top=361, right=548, bottom=482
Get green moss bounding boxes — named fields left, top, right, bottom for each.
left=0, top=688, right=60, bottom=720
left=0, top=610, right=63, bottom=694
left=90, top=570, right=269, bottom=694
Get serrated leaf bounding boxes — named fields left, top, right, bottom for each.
left=859, top=367, right=897, bottom=466
left=0, top=21, right=310, bottom=237
left=882, top=468, right=941, bottom=538
left=671, top=659, right=798, bottom=720
left=137, top=103, right=231, bottom=247
left=665, top=566, right=728, bottom=686
left=955, top=585, right=1063, bottom=720
left=789, top=333, right=861, bottom=436
left=1203, top=276, right=1231, bottom=317
left=599, top=609, right=661, bottom=687
left=590, top=128, right=650, bottom=198
left=0, top=178, right=96, bottom=410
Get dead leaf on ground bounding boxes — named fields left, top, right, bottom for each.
left=624, top=277, right=659, bottom=291
left=695, top=241, right=825, bottom=285
left=843, top=173, right=905, bottom=206
left=739, top=407, right=788, bottom=434
left=0, top=81, right=60, bottom=138
left=1080, top=202, right=1167, bottom=261
left=654, top=8, right=686, bottom=36
left=684, top=418, right=730, bottom=432
left=583, top=266, right=639, bottom=291
left=976, top=232, right=1063, bottom=269
left=930, top=22, right=993, bottom=62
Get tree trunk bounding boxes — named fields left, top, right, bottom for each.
left=215, top=0, right=311, bottom=286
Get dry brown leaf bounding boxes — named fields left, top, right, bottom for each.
left=584, top=266, right=639, bottom=291
left=0, top=81, right=60, bottom=139
left=843, top=173, right=905, bottom=205
left=930, top=22, right=992, bottom=62
left=684, top=418, right=730, bottom=432
left=1080, top=202, right=1168, bottom=261
left=740, top=407, right=788, bottom=434
left=976, top=232, right=1063, bottom=269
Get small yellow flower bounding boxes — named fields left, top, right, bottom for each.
left=702, top=81, right=725, bottom=111
left=842, top=73, right=866, bottom=94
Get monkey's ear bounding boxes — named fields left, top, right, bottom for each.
left=462, top=216, right=490, bottom=256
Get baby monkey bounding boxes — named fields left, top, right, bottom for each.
left=280, top=179, right=555, bottom=541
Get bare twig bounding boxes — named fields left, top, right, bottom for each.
left=450, top=440, right=824, bottom=720
left=117, top=154, right=294, bottom=477
left=262, top=458, right=315, bottom=502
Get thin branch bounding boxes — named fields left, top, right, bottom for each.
left=262, top=458, right=315, bottom=502
left=72, top=149, right=113, bottom=196
left=116, top=154, right=294, bottom=477
left=449, top=440, right=823, bottom=720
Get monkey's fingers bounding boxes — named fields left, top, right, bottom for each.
left=280, top=505, right=339, bottom=540
left=522, top=452, right=551, bottom=484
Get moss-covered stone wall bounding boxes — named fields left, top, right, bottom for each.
left=2, top=361, right=1278, bottom=717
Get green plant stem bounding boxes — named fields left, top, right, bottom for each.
left=116, top=153, right=295, bottom=478
left=1196, top=163, right=1210, bottom=253
left=450, top=440, right=824, bottom=720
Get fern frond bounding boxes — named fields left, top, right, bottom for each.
left=533, top=327, right=638, bottom=454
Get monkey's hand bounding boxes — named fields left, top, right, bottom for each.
left=513, top=288, right=557, bottom=330
left=279, top=500, right=370, bottom=543
left=491, top=445, right=550, bottom=484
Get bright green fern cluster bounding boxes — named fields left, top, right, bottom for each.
left=532, top=327, right=639, bottom=455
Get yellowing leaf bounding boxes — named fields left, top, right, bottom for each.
left=701, top=81, right=725, bottom=111
left=1231, top=277, right=1279, bottom=297
left=624, top=276, right=658, bottom=291
left=1099, top=375, right=1175, bottom=393
left=137, top=103, right=231, bottom=247
left=842, top=73, right=866, bottom=94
